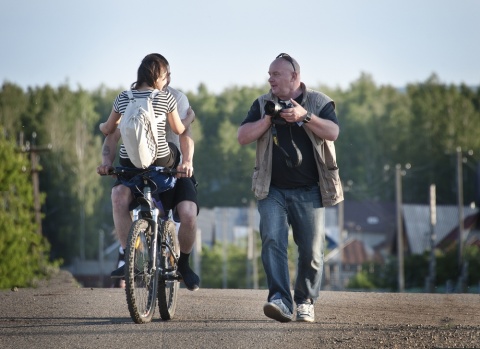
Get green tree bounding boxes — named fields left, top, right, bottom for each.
left=347, top=270, right=376, bottom=289
left=346, top=244, right=480, bottom=292
left=1, top=77, right=479, bottom=285
left=406, top=76, right=480, bottom=204
left=200, top=231, right=303, bottom=290
left=0, top=82, right=28, bottom=138
left=200, top=242, right=254, bottom=288
left=334, top=73, right=411, bottom=202
left=465, top=245, right=480, bottom=287
left=0, top=131, right=59, bottom=289
left=436, top=244, right=480, bottom=287
left=17, top=84, right=110, bottom=263
left=188, top=84, right=268, bottom=207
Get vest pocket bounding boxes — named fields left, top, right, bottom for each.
left=251, top=167, right=259, bottom=192
left=326, top=167, right=342, bottom=199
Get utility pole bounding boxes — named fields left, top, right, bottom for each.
left=222, top=208, right=228, bottom=289
left=456, top=147, right=465, bottom=292
left=395, top=164, right=405, bottom=292
left=19, top=132, right=52, bottom=236
left=427, top=184, right=436, bottom=293
left=247, top=200, right=258, bottom=289
left=98, top=229, right=104, bottom=287
left=338, top=200, right=344, bottom=290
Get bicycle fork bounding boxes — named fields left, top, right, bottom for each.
left=134, top=185, right=160, bottom=280
left=161, top=239, right=180, bottom=281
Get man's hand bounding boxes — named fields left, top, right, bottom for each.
left=176, top=161, right=194, bottom=178
left=96, top=164, right=115, bottom=177
left=279, top=99, right=307, bottom=123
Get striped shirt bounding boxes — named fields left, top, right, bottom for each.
left=113, top=89, right=177, bottom=161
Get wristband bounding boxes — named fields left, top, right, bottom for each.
left=303, top=112, right=312, bottom=123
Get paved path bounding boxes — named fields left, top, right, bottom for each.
left=0, top=271, right=479, bottom=348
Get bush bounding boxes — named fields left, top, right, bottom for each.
left=0, top=132, right=60, bottom=289
left=347, top=270, right=376, bottom=290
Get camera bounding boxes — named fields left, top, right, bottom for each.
left=264, top=100, right=283, bottom=118
left=264, top=100, right=289, bottom=125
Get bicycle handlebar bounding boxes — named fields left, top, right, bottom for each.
left=101, top=166, right=185, bottom=176
left=100, top=166, right=187, bottom=196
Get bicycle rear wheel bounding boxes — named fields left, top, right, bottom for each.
left=157, top=220, right=179, bottom=320
left=125, top=219, right=157, bottom=324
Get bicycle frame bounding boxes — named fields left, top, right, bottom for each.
left=133, top=182, right=180, bottom=282
left=135, top=182, right=161, bottom=294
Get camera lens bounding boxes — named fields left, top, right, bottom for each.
left=264, top=101, right=282, bottom=117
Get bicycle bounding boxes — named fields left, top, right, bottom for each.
left=105, top=166, right=182, bottom=323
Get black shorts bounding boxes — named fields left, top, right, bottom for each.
left=157, top=176, right=199, bottom=221
left=114, top=173, right=199, bottom=221
left=114, top=142, right=199, bottom=220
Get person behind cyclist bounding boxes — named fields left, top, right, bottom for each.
left=97, top=53, right=200, bottom=291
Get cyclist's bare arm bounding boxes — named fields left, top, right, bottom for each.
left=99, top=107, right=122, bottom=136
left=97, top=128, right=121, bottom=176
left=178, top=123, right=194, bottom=178
left=181, top=107, right=195, bottom=128
left=167, top=107, right=186, bottom=135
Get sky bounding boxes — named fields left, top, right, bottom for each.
left=1, top=0, right=479, bottom=94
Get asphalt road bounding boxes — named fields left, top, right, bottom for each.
left=1, top=270, right=479, bottom=349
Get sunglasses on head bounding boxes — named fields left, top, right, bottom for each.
left=276, top=53, right=296, bottom=72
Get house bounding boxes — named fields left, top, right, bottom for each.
left=196, top=206, right=340, bottom=249
left=324, top=201, right=394, bottom=289
left=324, top=238, right=383, bottom=289
left=197, top=202, right=397, bottom=290
left=402, top=204, right=479, bottom=254
left=323, top=202, right=480, bottom=290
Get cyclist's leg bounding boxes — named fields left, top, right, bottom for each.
left=176, top=179, right=199, bottom=290
left=112, top=183, right=134, bottom=249
left=111, top=183, right=133, bottom=278
left=159, top=177, right=199, bottom=250
left=176, top=200, right=197, bottom=254
left=160, top=177, right=199, bottom=290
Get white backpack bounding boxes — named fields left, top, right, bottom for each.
left=119, top=90, right=160, bottom=168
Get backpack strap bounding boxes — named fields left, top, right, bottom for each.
left=149, top=89, right=160, bottom=100
left=126, top=89, right=159, bottom=100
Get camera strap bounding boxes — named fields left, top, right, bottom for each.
left=271, top=124, right=302, bottom=168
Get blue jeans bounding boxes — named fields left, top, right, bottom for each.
left=258, top=185, right=325, bottom=312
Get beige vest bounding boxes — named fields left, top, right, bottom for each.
left=251, top=83, right=344, bottom=207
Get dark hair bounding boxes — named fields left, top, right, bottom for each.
left=131, top=53, right=169, bottom=89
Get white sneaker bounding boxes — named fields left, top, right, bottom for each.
left=296, top=302, right=314, bottom=322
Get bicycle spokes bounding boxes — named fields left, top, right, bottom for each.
left=125, top=219, right=158, bottom=323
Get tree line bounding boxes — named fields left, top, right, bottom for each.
left=0, top=73, right=479, bottom=287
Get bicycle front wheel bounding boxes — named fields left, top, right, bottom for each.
left=125, top=219, right=157, bottom=324
left=158, top=220, right=179, bottom=320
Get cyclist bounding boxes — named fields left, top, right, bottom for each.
left=97, top=53, right=200, bottom=291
